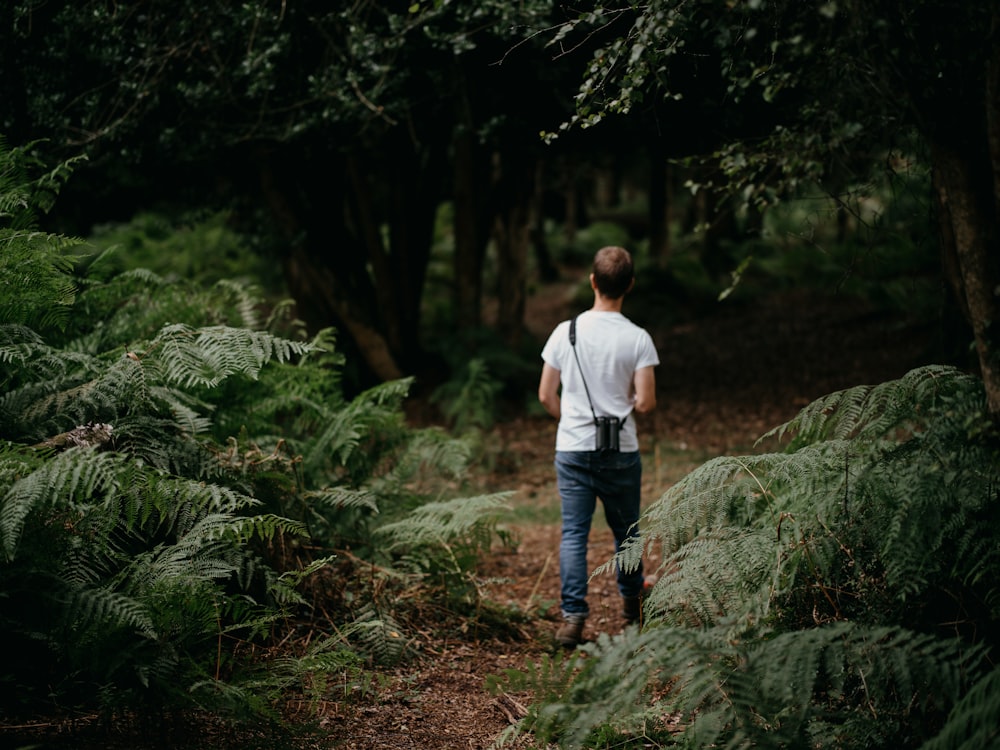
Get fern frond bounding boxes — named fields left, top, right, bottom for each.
left=144, top=534, right=240, bottom=585
left=762, top=364, right=971, bottom=447
left=13, top=353, right=145, bottom=438
left=63, top=585, right=158, bottom=639
left=349, top=604, right=409, bottom=666
left=646, top=528, right=779, bottom=628
left=723, top=624, right=983, bottom=748
left=224, top=513, right=308, bottom=544
left=124, top=472, right=259, bottom=531
left=0, top=228, right=80, bottom=331
left=922, top=665, right=1000, bottom=750
left=430, top=356, right=502, bottom=433
left=0, top=323, right=45, bottom=365
left=368, top=427, right=472, bottom=492
left=377, top=492, right=512, bottom=551
left=0, top=327, right=96, bottom=402
left=212, top=278, right=263, bottom=329
left=143, top=324, right=314, bottom=389
left=269, top=554, right=337, bottom=607
left=306, top=487, right=380, bottom=514
left=643, top=440, right=854, bottom=553
left=0, top=447, right=123, bottom=559
left=146, top=384, right=213, bottom=434
left=512, top=622, right=983, bottom=750
left=302, top=377, right=414, bottom=476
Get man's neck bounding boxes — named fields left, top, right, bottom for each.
left=591, top=293, right=624, bottom=313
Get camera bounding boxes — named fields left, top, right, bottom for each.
left=594, top=416, right=622, bottom=452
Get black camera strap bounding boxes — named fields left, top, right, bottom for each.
left=569, top=316, right=598, bottom=423
left=569, top=315, right=627, bottom=427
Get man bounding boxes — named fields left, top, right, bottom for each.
left=538, top=246, right=659, bottom=648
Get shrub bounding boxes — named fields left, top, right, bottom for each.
left=495, top=365, right=1000, bottom=749
left=0, top=138, right=508, bottom=728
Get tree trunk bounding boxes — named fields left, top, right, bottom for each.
left=255, top=149, right=404, bottom=383
left=991, top=9, right=1000, bottom=230
left=924, top=6, right=1000, bottom=419
left=347, top=156, right=400, bottom=351
left=532, top=159, right=559, bottom=283
left=386, top=136, right=440, bottom=369
left=648, top=148, right=672, bottom=267
left=452, top=125, right=491, bottom=331
left=283, top=243, right=403, bottom=382
left=493, top=152, right=535, bottom=350
left=931, top=142, right=1000, bottom=417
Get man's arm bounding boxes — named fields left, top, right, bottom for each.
left=538, top=363, right=562, bottom=419
left=633, top=365, right=656, bottom=414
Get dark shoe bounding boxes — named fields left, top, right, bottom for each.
left=623, top=595, right=642, bottom=625
left=555, top=619, right=586, bottom=648
left=623, top=580, right=654, bottom=625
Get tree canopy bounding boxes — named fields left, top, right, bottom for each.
left=3, top=0, right=595, bottom=384
left=548, top=0, right=1000, bottom=414
left=4, top=0, right=998, bottom=411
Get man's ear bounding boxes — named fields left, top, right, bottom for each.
left=590, top=273, right=597, bottom=290
left=627, top=277, right=635, bottom=294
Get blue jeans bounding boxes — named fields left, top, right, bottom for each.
left=555, top=450, right=644, bottom=619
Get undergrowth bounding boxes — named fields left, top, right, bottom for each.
left=492, top=365, right=1000, bottom=749
left=0, top=138, right=515, bottom=740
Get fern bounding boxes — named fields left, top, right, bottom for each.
left=0, top=138, right=86, bottom=333
left=430, top=356, right=503, bottom=434
left=0, top=233, right=80, bottom=332
left=1, top=140, right=507, bottom=729
left=503, top=621, right=983, bottom=750
left=373, top=493, right=513, bottom=616
left=305, top=487, right=381, bottom=514
left=269, top=554, right=338, bottom=607
left=488, top=649, right=589, bottom=747
left=348, top=602, right=411, bottom=666
left=377, top=492, right=512, bottom=565
left=301, top=377, right=414, bottom=478
left=0, top=446, right=121, bottom=559
left=0, top=141, right=337, bottom=717
left=143, top=323, right=312, bottom=389
left=761, top=363, right=968, bottom=446
left=62, top=583, right=159, bottom=639
left=509, top=365, right=1000, bottom=749
left=922, top=665, right=1000, bottom=750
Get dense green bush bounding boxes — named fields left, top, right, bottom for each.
left=0, top=139, right=508, bottom=726
left=494, top=365, right=1000, bottom=749
left=82, top=208, right=288, bottom=305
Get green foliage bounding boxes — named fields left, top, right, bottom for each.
left=0, top=140, right=510, bottom=727
left=4, top=1, right=568, bottom=150
left=0, top=137, right=84, bottom=333
left=547, top=1, right=991, bottom=218
left=378, top=492, right=511, bottom=602
left=488, top=649, right=591, bottom=748
left=499, top=364, right=1000, bottom=748
left=431, top=357, right=503, bottom=434
left=88, top=210, right=286, bottom=296
left=0, top=143, right=320, bottom=717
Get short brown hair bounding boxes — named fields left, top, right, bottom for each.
left=592, top=246, right=634, bottom=299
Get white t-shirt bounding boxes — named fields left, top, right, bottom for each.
left=541, top=310, right=659, bottom=452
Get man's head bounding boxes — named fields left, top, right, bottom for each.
left=591, top=246, right=634, bottom=299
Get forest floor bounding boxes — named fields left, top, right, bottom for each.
left=4, top=265, right=937, bottom=750
left=296, top=267, right=936, bottom=750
